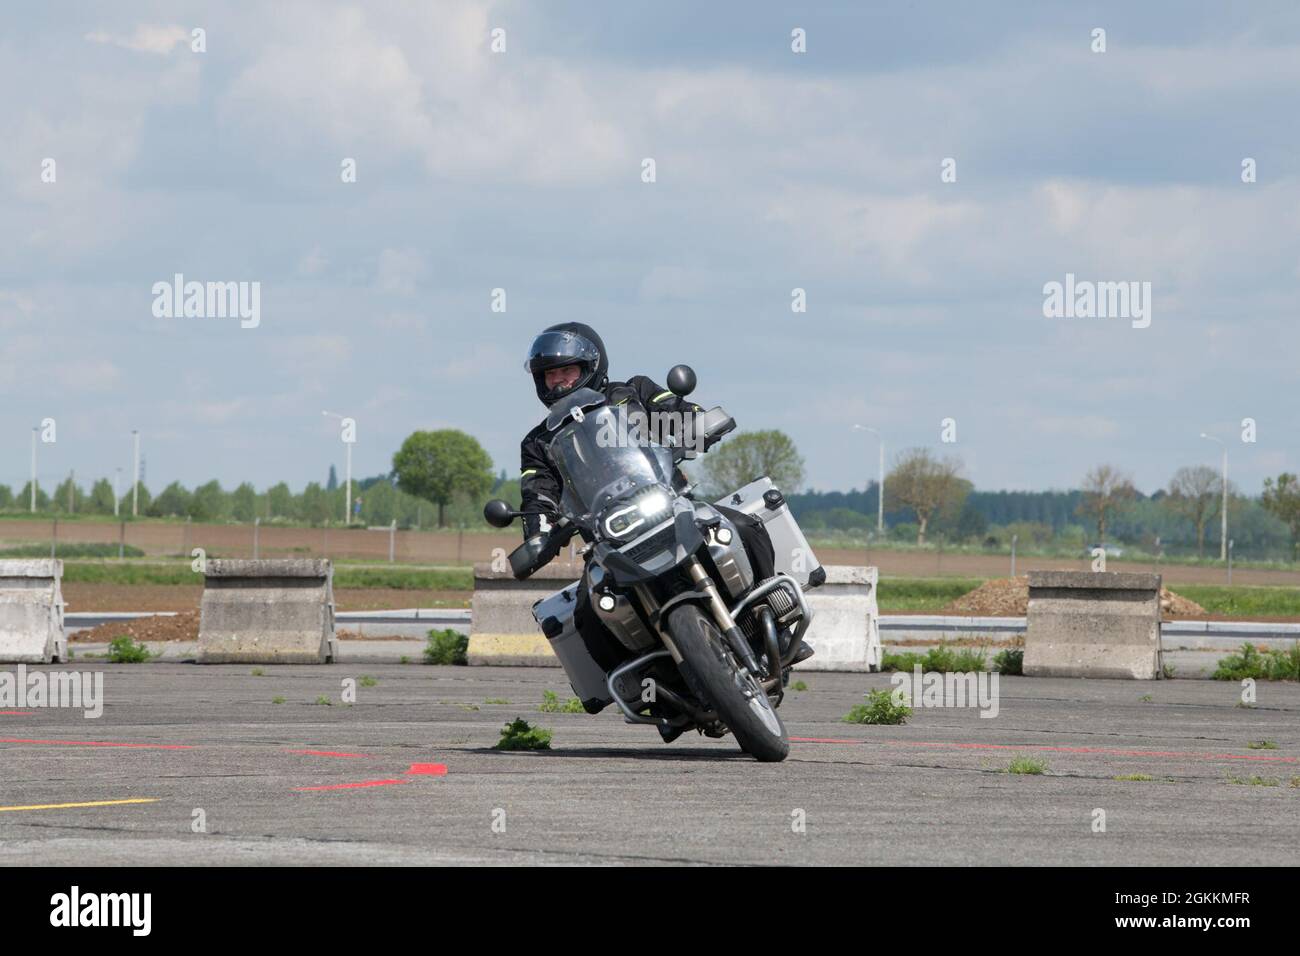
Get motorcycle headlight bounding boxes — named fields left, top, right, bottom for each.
left=604, top=504, right=644, bottom=538
left=637, top=492, right=669, bottom=519
left=604, top=490, right=672, bottom=539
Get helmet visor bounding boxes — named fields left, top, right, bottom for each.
left=525, top=329, right=601, bottom=373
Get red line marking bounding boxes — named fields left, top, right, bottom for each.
left=883, top=741, right=1299, bottom=763
left=406, top=763, right=447, bottom=775
left=0, top=738, right=193, bottom=750
left=0, top=711, right=37, bottom=716
left=294, top=779, right=408, bottom=792
left=285, top=749, right=373, bottom=759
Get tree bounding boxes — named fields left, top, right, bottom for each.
left=265, top=482, right=293, bottom=519
left=231, top=482, right=257, bottom=522
left=190, top=480, right=227, bottom=521
left=1165, top=465, right=1225, bottom=557
left=700, top=430, right=805, bottom=498
left=391, top=430, right=493, bottom=527
left=88, top=478, right=117, bottom=515
left=327, top=465, right=338, bottom=491
left=1261, top=473, right=1300, bottom=561
left=299, top=482, right=331, bottom=526
left=18, top=482, right=51, bottom=511
left=1076, top=465, right=1136, bottom=541
left=52, top=476, right=84, bottom=513
left=884, top=448, right=967, bottom=544
left=149, top=482, right=191, bottom=518
left=120, top=484, right=151, bottom=516
left=0, top=485, right=12, bottom=509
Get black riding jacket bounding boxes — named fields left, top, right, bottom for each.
left=518, top=375, right=702, bottom=537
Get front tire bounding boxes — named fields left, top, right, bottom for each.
left=667, top=604, right=789, bottom=762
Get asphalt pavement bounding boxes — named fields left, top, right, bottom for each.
left=1, top=665, right=1297, bottom=865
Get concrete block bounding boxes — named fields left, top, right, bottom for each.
left=1024, top=570, right=1162, bottom=679
left=467, top=562, right=578, bottom=666
left=466, top=561, right=883, bottom=671
left=0, top=559, right=67, bottom=663
left=197, top=559, right=337, bottom=663
left=796, top=566, right=882, bottom=672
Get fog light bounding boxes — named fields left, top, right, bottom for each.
left=598, top=594, right=616, bottom=612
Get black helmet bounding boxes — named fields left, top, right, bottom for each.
left=525, top=322, right=608, bottom=406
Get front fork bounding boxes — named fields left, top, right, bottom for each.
left=683, top=557, right=765, bottom=678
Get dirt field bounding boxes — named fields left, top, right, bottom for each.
left=7, top=519, right=1297, bottom=586
left=817, top=545, right=1300, bottom=587
left=62, top=583, right=470, bottom=613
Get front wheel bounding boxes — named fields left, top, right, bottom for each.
left=667, top=604, right=789, bottom=762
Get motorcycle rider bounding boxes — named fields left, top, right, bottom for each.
left=517, top=322, right=776, bottom=719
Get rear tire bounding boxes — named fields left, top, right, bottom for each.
left=667, top=604, right=789, bottom=762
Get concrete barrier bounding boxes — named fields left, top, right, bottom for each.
left=468, top=562, right=579, bottom=666
left=795, top=566, right=882, bottom=672
left=1024, top=570, right=1162, bottom=679
left=197, top=559, right=337, bottom=664
left=0, top=559, right=67, bottom=663
left=467, top=562, right=882, bottom=672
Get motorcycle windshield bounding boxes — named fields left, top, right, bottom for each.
left=549, top=406, right=675, bottom=521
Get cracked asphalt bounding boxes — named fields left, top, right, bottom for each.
left=1, top=664, right=1297, bottom=865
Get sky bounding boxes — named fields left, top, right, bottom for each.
left=3, top=0, right=1299, bottom=499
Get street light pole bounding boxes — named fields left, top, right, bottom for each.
left=132, top=430, right=140, bottom=518
left=30, top=427, right=37, bottom=513
left=853, top=425, right=885, bottom=535
left=323, top=411, right=353, bottom=525
left=1200, top=433, right=1227, bottom=562
left=114, top=467, right=121, bottom=518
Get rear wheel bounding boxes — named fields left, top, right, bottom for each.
left=667, top=604, right=789, bottom=762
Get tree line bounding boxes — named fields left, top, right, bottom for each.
left=7, top=425, right=1300, bottom=559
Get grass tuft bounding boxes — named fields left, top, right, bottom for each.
left=495, top=718, right=552, bottom=751
left=843, top=689, right=912, bottom=725
left=424, top=628, right=468, bottom=665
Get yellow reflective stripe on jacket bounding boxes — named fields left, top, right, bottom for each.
left=650, top=390, right=674, bottom=403
left=520, top=469, right=537, bottom=478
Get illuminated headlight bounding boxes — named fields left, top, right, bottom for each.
left=715, top=526, right=733, bottom=545
left=598, top=594, right=616, bottom=612
left=637, top=492, right=669, bottom=518
left=604, top=504, right=644, bottom=538
left=605, top=491, right=671, bottom=539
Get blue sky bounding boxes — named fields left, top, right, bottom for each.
left=3, top=1, right=1298, bottom=498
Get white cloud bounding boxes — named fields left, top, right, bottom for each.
left=375, top=248, right=427, bottom=296
left=85, top=25, right=190, bottom=55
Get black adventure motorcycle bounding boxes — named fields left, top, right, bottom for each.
left=484, top=366, right=824, bottom=762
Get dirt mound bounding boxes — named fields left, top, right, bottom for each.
left=943, top=577, right=1206, bottom=618
left=71, top=610, right=201, bottom=643
left=71, top=611, right=385, bottom=643
left=1159, top=589, right=1207, bottom=618
left=944, top=577, right=1031, bottom=616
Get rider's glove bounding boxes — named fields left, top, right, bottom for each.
left=522, top=511, right=556, bottom=538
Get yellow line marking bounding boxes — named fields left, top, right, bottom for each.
left=0, top=798, right=159, bottom=813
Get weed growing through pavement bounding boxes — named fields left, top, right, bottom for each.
left=425, top=629, right=468, bottom=665
left=107, top=636, right=154, bottom=663
left=1005, top=756, right=1048, bottom=775
left=495, top=718, right=552, bottom=750
left=539, top=690, right=583, bottom=713
left=844, top=689, right=911, bottom=725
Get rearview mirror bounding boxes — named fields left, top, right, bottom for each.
left=483, top=499, right=517, bottom=528
left=667, top=364, right=696, bottom=397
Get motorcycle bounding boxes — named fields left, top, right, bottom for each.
left=483, top=365, right=825, bottom=762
